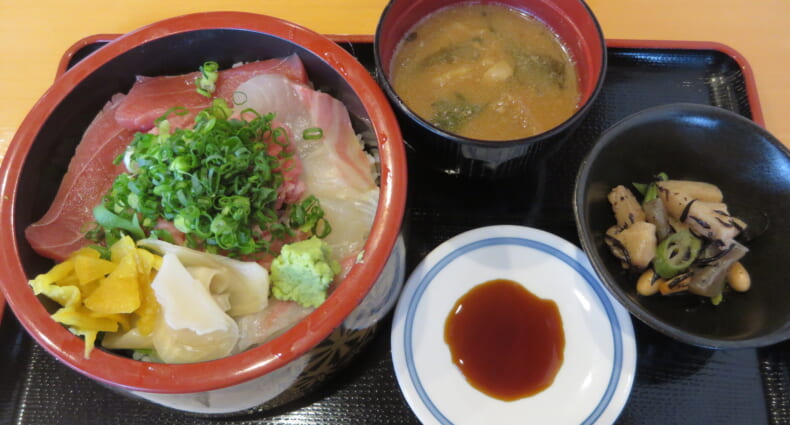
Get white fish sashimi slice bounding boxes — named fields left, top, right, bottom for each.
left=234, top=74, right=312, bottom=136
left=233, top=75, right=379, bottom=261
left=292, top=84, right=377, bottom=195
left=235, top=299, right=315, bottom=353
left=317, top=188, right=379, bottom=263
left=233, top=74, right=377, bottom=193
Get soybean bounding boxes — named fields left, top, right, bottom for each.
left=727, top=261, right=751, bottom=292
left=636, top=269, right=661, bottom=296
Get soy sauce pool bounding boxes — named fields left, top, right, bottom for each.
left=444, top=279, right=565, bottom=401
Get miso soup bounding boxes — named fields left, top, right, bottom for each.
left=390, top=4, right=580, bottom=141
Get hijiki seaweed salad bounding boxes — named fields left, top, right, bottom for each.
left=605, top=174, right=751, bottom=304
left=25, top=57, right=380, bottom=363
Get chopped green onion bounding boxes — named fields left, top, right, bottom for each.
left=290, top=195, right=332, bottom=238
left=87, top=244, right=112, bottom=260
left=303, top=127, right=324, bottom=140
left=154, top=106, right=189, bottom=126
left=93, top=93, right=330, bottom=256
left=195, top=61, right=220, bottom=97
left=93, top=204, right=145, bottom=240
left=149, top=229, right=176, bottom=244
left=195, top=98, right=232, bottom=123
left=272, top=127, right=290, bottom=146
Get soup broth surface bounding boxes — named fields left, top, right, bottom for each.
left=390, top=4, right=580, bottom=141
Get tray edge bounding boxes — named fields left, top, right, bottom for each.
left=606, top=38, right=764, bottom=127
left=54, top=35, right=764, bottom=128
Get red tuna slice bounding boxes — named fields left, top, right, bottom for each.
left=114, top=54, right=309, bottom=132
left=25, top=94, right=136, bottom=261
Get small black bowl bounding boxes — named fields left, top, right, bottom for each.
left=574, top=103, right=790, bottom=349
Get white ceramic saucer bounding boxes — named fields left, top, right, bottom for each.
left=391, top=225, right=636, bottom=425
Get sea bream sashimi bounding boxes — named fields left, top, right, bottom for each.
left=25, top=94, right=137, bottom=261
left=114, top=54, right=309, bottom=132
left=233, top=74, right=379, bottom=266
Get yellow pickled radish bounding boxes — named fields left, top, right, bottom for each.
left=30, top=260, right=74, bottom=287
left=75, top=330, right=99, bottom=359
left=111, top=235, right=138, bottom=263
left=69, top=246, right=102, bottom=260
left=30, top=280, right=81, bottom=308
left=51, top=307, right=119, bottom=332
left=84, top=254, right=141, bottom=314
left=74, top=255, right=116, bottom=285
left=29, top=236, right=163, bottom=358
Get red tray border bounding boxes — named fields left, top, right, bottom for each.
left=53, top=34, right=765, bottom=127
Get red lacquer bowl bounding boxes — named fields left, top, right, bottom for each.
left=375, top=0, right=606, bottom=179
left=0, top=12, right=406, bottom=414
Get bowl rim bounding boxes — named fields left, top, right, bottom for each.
left=373, top=0, right=608, bottom=147
left=573, top=102, right=790, bottom=349
left=0, top=11, right=407, bottom=393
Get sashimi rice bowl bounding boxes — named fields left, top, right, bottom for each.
left=0, top=13, right=406, bottom=414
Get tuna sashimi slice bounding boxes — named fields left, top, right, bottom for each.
left=115, top=54, right=309, bottom=132
left=26, top=94, right=136, bottom=261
